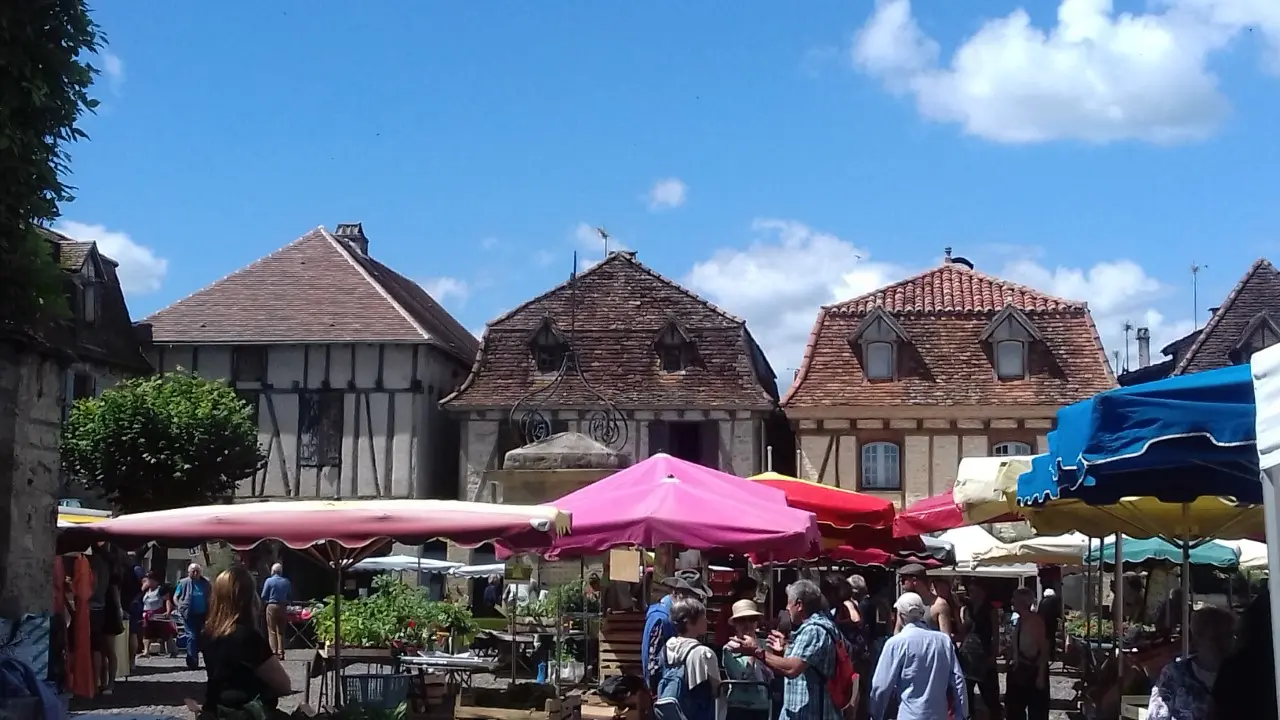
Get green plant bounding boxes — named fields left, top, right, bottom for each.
left=61, top=372, right=266, bottom=512
left=0, top=0, right=102, bottom=331
left=312, top=575, right=476, bottom=648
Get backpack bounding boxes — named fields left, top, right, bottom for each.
left=811, top=623, right=857, bottom=712
left=653, top=646, right=715, bottom=720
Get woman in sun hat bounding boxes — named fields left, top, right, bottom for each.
left=722, top=598, right=773, bottom=720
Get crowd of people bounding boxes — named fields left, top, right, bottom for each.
left=600, top=564, right=1278, bottom=720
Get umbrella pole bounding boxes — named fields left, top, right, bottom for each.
left=334, top=566, right=344, bottom=707
left=1181, top=539, right=1191, bottom=657
left=1114, top=536, right=1124, bottom=679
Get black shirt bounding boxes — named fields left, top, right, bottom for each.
left=202, top=621, right=276, bottom=710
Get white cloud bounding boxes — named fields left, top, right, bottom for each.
left=645, top=178, right=688, bottom=211
left=101, top=52, right=125, bottom=95
left=851, top=0, right=1280, bottom=144
left=999, top=257, right=1194, bottom=371
left=480, top=237, right=499, bottom=250
left=573, top=222, right=630, bottom=270
left=421, top=276, right=470, bottom=307
left=685, top=219, right=909, bottom=375
left=54, top=220, right=167, bottom=295
left=684, top=220, right=1190, bottom=379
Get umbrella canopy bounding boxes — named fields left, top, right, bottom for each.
left=972, top=532, right=1089, bottom=567
left=1221, top=539, right=1268, bottom=571
left=937, top=526, right=1014, bottom=570
left=749, top=472, right=895, bottom=529
left=61, top=499, right=569, bottom=552
left=349, top=555, right=462, bottom=574
left=1017, top=365, right=1260, bottom=507
left=497, top=453, right=820, bottom=560
left=953, top=456, right=1033, bottom=524
left=1086, top=536, right=1240, bottom=569
left=451, top=563, right=506, bottom=578
left=893, top=491, right=1020, bottom=537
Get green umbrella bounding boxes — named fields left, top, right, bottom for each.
left=1086, top=536, right=1240, bottom=569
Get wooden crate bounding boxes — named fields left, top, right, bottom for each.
left=599, top=613, right=644, bottom=675
left=454, top=693, right=582, bottom=720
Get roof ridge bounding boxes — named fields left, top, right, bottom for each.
left=320, top=227, right=433, bottom=343
left=824, top=262, right=1087, bottom=314
left=1173, top=257, right=1277, bottom=375
left=144, top=227, right=326, bottom=324
left=780, top=308, right=826, bottom=406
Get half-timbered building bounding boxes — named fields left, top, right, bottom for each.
left=142, top=223, right=477, bottom=500
left=441, top=249, right=781, bottom=505
left=783, top=251, right=1115, bottom=510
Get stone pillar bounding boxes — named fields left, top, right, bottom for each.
left=0, top=346, right=62, bottom=618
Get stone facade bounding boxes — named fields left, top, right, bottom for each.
left=0, top=344, right=65, bottom=618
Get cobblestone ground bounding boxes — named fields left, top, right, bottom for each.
left=69, top=652, right=1082, bottom=719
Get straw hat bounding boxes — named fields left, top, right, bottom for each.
left=729, top=598, right=764, bottom=622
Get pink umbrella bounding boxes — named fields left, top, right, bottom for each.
left=60, top=499, right=569, bottom=553
left=498, top=453, right=820, bottom=560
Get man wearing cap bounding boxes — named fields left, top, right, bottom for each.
left=896, top=564, right=953, bottom=640
left=641, top=569, right=711, bottom=693
left=870, top=593, right=968, bottom=720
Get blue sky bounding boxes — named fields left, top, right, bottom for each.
left=60, top=0, right=1280, bottom=377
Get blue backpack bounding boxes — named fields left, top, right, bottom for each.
left=653, top=646, right=716, bottom=720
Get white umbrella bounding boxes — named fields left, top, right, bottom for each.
left=349, top=555, right=462, bottom=573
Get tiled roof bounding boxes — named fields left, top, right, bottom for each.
left=784, top=260, right=1114, bottom=408
left=1174, top=259, right=1280, bottom=375
left=828, top=263, right=1085, bottom=315
left=144, top=228, right=478, bottom=363
left=442, top=252, right=777, bottom=410
left=35, top=228, right=151, bottom=373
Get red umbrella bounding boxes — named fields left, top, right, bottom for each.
left=750, top=472, right=895, bottom=529
left=892, top=490, right=1019, bottom=537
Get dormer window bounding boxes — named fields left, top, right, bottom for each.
left=529, top=318, right=570, bottom=374
left=77, top=258, right=101, bottom=325
left=849, top=307, right=910, bottom=382
left=1232, top=312, right=1280, bottom=364
left=654, top=321, right=696, bottom=373
left=981, top=306, right=1042, bottom=380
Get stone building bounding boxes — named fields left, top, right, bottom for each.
left=441, top=249, right=781, bottom=505
left=782, top=251, right=1115, bottom=510
left=142, top=223, right=477, bottom=501
left=1120, top=258, right=1280, bottom=385
left=0, top=230, right=151, bottom=616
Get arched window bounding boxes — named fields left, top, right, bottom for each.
left=865, top=342, right=895, bottom=380
left=993, top=441, right=1033, bottom=457
left=860, top=442, right=901, bottom=490
left=995, top=340, right=1026, bottom=379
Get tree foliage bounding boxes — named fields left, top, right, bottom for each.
left=61, top=372, right=266, bottom=513
left=0, top=0, right=103, bottom=331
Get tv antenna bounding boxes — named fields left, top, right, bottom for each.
left=1191, top=263, right=1208, bottom=330
left=597, top=227, right=611, bottom=256
left=1112, top=350, right=1121, bottom=374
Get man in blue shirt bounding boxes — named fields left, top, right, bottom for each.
left=641, top=570, right=711, bottom=692
left=261, top=563, right=293, bottom=659
left=870, top=592, right=968, bottom=720
left=173, top=563, right=212, bottom=669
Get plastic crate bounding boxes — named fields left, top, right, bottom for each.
left=342, top=673, right=411, bottom=710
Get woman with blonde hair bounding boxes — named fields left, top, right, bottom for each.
left=201, top=566, right=292, bottom=717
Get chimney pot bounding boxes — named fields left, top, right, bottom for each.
left=943, top=247, right=953, bottom=262
left=334, top=223, right=369, bottom=255
left=1136, top=327, right=1151, bottom=368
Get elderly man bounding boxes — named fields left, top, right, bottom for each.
left=261, top=562, right=292, bottom=659
left=731, top=578, right=842, bottom=720
left=173, top=563, right=212, bottom=669
left=870, top=592, right=968, bottom=720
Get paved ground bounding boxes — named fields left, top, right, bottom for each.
left=69, top=651, right=1083, bottom=719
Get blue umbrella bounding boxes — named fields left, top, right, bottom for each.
left=1016, top=364, right=1260, bottom=507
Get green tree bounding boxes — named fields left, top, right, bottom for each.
left=0, top=0, right=103, bottom=331
left=61, top=372, right=266, bottom=512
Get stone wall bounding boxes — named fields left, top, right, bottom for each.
left=0, top=343, right=64, bottom=618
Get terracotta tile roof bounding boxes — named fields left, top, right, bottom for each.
left=34, top=228, right=151, bottom=373
left=144, top=227, right=478, bottom=363
left=783, top=261, right=1115, bottom=408
left=442, top=252, right=777, bottom=410
left=1174, top=259, right=1280, bottom=375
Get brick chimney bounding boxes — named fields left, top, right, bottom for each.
left=334, top=223, right=368, bottom=255
left=1136, top=327, right=1151, bottom=368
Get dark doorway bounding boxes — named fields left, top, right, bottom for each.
left=648, top=420, right=720, bottom=468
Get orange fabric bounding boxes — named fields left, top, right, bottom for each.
left=69, top=555, right=96, bottom=699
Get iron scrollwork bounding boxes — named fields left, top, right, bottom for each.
left=519, top=409, right=553, bottom=444
left=585, top=408, right=626, bottom=448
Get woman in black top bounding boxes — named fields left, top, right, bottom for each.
left=960, top=581, right=1003, bottom=720
left=201, top=566, right=292, bottom=716
left=1211, top=591, right=1277, bottom=720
